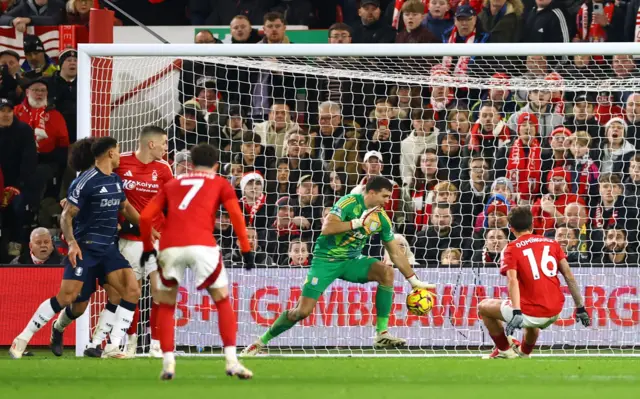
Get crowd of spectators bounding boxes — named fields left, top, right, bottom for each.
left=2, top=0, right=640, bottom=269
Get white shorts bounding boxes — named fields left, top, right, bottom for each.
left=500, top=300, right=559, bottom=330
left=119, top=238, right=157, bottom=280
left=157, top=245, right=228, bottom=290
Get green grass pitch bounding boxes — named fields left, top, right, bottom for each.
left=2, top=354, right=640, bottom=399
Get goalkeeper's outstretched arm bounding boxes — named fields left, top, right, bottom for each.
left=383, top=239, right=435, bottom=289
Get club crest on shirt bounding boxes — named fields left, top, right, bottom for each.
left=152, top=170, right=158, bottom=181
left=75, top=267, right=83, bottom=277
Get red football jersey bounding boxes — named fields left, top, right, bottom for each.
left=115, top=152, right=173, bottom=241
left=140, top=171, right=250, bottom=252
left=500, top=233, right=566, bottom=317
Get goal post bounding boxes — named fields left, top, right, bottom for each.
left=76, top=42, right=640, bottom=357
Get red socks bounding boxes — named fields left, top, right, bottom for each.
left=157, top=303, right=176, bottom=353
left=490, top=333, right=511, bottom=351
left=521, top=341, right=535, bottom=355
left=215, top=297, right=237, bottom=347
left=127, top=305, right=140, bottom=335
left=150, top=302, right=159, bottom=340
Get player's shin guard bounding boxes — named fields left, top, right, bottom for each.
left=19, top=297, right=63, bottom=342
left=259, top=310, right=298, bottom=345
left=157, top=303, right=176, bottom=353
left=90, top=301, right=118, bottom=347
left=54, top=307, right=79, bottom=332
left=215, top=297, right=237, bottom=363
left=126, top=305, right=140, bottom=336
left=110, top=299, right=136, bottom=347
left=375, top=285, right=394, bottom=334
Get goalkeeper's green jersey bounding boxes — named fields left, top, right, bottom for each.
left=313, top=194, right=395, bottom=261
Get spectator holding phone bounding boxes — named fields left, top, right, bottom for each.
left=576, top=0, right=625, bottom=43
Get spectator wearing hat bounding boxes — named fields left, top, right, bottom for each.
left=414, top=202, right=464, bottom=266
left=593, top=90, right=624, bottom=127
left=168, top=99, right=210, bottom=157
left=507, top=87, right=564, bottom=141
left=253, top=102, right=301, bottom=159
left=396, top=0, right=440, bottom=44
left=0, top=49, right=23, bottom=103
left=230, top=15, right=263, bottom=44
left=234, top=131, right=273, bottom=179
left=441, top=5, right=491, bottom=76
left=224, top=226, right=275, bottom=268
left=352, top=150, right=404, bottom=224
left=291, top=174, right=323, bottom=242
left=0, top=0, right=65, bottom=30
left=531, top=166, right=585, bottom=235
left=469, top=197, right=512, bottom=257
left=495, top=112, right=543, bottom=205
left=400, top=107, right=439, bottom=186
left=470, top=73, right=520, bottom=122
left=46, top=48, right=77, bottom=143
left=541, top=126, right=571, bottom=183
left=479, top=0, right=524, bottom=43
left=565, top=130, right=600, bottom=204
left=194, top=80, right=224, bottom=125
left=0, top=97, right=37, bottom=259
left=10, top=226, right=62, bottom=265
left=265, top=196, right=302, bottom=265
left=351, top=0, right=396, bottom=44
left=21, top=34, right=57, bottom=79
left=521, top=0, right=572, bottom=45
left=563, top=93, right=603, bottom=147
left=239, top=171, right=270, bottom=234
left=599, top=117, right=635, bottom=175
left=473, top=177, right=516, bottom=232
left=422, top=0, right=454, bottom=40
left=173, top=150, right=192, bottom=177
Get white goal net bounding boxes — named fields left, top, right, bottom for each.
left=77, top=43, right=640, bottom=356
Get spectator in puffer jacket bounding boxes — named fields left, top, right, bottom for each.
left=422, top=0, right=454, bottom=39
left=21, top=34, right=57, bottom=79
left=479, top=0, right=525, bottom=42
left=351, top=0, right=396, bottom=43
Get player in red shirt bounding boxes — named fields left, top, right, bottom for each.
left=85, top=125, right=172, bottom=358
left=139, top=143, right=255, bottom=380
left=478, top=207, right=591, bottom=359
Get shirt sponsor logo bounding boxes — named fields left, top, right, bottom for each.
left=122, top=179, right=160, bottom=192
left=100, top=198, right=121, bottom=207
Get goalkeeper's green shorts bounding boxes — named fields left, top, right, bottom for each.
left=301, top=255, right=378, bottom=300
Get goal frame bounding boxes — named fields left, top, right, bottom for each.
left=75, top=42, right=640, bottom=357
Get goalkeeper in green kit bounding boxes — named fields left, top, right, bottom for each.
left=241, top=176, right=435, bottom=355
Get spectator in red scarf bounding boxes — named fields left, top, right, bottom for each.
left=470, top=73, right=519, bottom=122
left=407, top=148, right=441, bottom=232
left=507, top=87, right=564, bottom=142
left=441, top=5, right=491, bottom=76
left=396, top=0, right=440, bottom=43
left=575, top=0, right=625, bottom=43
left=286, top=239, right=310, bottom=267
left=473, top=177, right=516, bottom=232
left=531, top=166, right=585, bottom=235
left=591, top=173, right=629, bottom=233
left=472, top=227, right=509, bottom=265
left=239, top=171, right=270, bottom=235
left=594, top=90, right=624, bottom=126
left=495, top=112, right=542, bottom=205
left=565, top=130, right=600, bottom=204
left=541, top=126, right=571, bottom=184
left=422, top=0, right=454, bottom=39
left=466, top=102, right=511, bottom=167
left=266, top=196, right=301, bottom=265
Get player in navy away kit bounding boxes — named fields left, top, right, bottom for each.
left=10, top=137, right=142, bottom=359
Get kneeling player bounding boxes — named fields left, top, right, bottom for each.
left=139, top=143, right=255, bottom=380
left=10, top=137, right=141, bottom=359
left=241, top=176, right=435, bottom=356
left=478, top=207, right=591, bottom=359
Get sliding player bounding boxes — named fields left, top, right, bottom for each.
left=478, top=206, right=591, bottom=359
left=139, top=143, right=255, bottom=380
left=241, top=176, right=435, bottom=356
left=10, top=137, right=141, bottom=359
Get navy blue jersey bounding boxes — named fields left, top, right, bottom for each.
left=67, top=167, right=127, bottom=254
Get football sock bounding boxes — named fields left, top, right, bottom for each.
left=150, top=301, right=160, bottom=341
left=215, top=297, right=237, bottom=363
left=54, top=306, right=78, bottom=333
left=126, top=305, right=140, bottom=336
left=521, top=341, right=535, bottom=355
left=490, top=332, right=511, bottom=351
left=157, top=303, right=176, bottom=353
left=110, top=299, right=136, bottom=347
left=19, top=297, right=62, bottom=341
left=260, top=310, right=297, bottom=345
left=375, top=285, right=394, bottom=334
left=91, top=301, right=118, bottom=347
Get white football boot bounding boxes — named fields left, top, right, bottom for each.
left=240, top=340, right=265, bottom=357
left=160, top=359, right=176, bottom=380
left=374, top=331, right=407, bottom=349
left=125, top=334, right=137, bottom=358
left=9, top=338, right=27, bottom=359
left=482, top=337, right=521, bottom=359
left=226, top=361, right=253, bottom=379
left=149, top=340, right=163, bottom=358
left=102, top=343, right=129, bottom=359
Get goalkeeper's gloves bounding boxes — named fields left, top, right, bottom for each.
left=407, top=274, right=436, bottom=290
left=350, top=206, right=381, bottom=233
left=505, top=309, right=524, bottom=336
left=140, top=249, right=158, bottom=268
left=242, top=251, right=255, bottom=270
left=1, top=186, right=20, bottom=209
left=575, top=306, right=591, bottom=327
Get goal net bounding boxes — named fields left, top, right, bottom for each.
left=77, top=43, right=640, bottom=356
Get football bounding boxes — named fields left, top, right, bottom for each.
left=406, top=288, right=435, bottom=316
